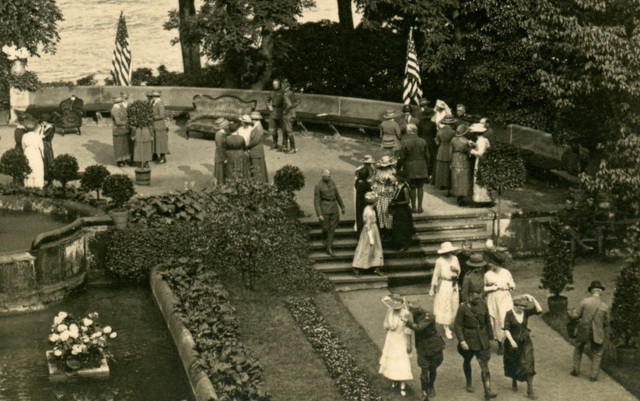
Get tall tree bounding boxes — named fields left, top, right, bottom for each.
left=0, top=0, right=63, bottom=55
left=337, top=0, right=354, bottom=32
left=165, top=0, right=202, bottom=75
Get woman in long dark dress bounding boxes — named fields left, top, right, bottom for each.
left=450, top=125, right=472, bottom=206
left=42, top=121, right=55, bottom=185
left=390, top=171, right=413, bottom=251
left=503, top=294, right=543, bottom=400
left=355, top=167, right=373, bottom=235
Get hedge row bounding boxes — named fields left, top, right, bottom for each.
left=285, top=297, right=382, bottom=401
left=160, top=258, right=271, bottom=401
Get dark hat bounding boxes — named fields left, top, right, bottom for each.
left=455, top=125, right=469, bottom=137
left=440, top=115, right=457, bottom=125
left=402, top=105, right=412, bottom=113
left=513, top=295, right=530, bottom=308
left=588, top=280, right=605, bottom=292
left=419, top=98, right=430, bottom=106
left=466, top=253, right=487, bottom=267
left=23, top=119, right=38, bottom=131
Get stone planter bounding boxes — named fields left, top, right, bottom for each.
left=109, top=209, right=129, bottom=230
left=547, top=295, right=568, bottom=315
left=46, top=351, right=110, bottom=382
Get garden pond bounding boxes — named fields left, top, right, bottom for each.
left=0, top=210, right=75, bottom=253
left=0, top=285, right=193, bottom=401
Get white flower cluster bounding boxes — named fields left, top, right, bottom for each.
left=2, top=44, right=29, bottom=61
left=48, top=311, right=118, bottom=364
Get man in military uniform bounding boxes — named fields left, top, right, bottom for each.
left=314, top=169, right=345, bottom=256
left=454, top=288, right=498, bottom=400
left=110, top=96, right=130, bottom=167
left=148, top=91, right=169, bottom=164
left=461, top=253, right=487, bottom=303
left=282, top=79, right=300, bottom=153
left=404, top=305, right=445, bottom=401
left=266, top=78, right=284, bottom=150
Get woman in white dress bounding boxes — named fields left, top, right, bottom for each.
left=469, top=123, right=492, bottom=205
left=484, top=263, right=516, bottom=354
left=379, top=294, right=413, bottom=397
left=352, top=192, right=384, bottom=277
left=21, top=121, right=45, bottom=189
left=431, top=99, right=452, bottom=128
left=430, top=241, right=460, bottom=339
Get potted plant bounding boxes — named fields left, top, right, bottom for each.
left=476, top=142, right=527, bottom=242
left=127, top=100, right=153, bottom=185
left=273, top=164, right=305, bottom=218
left=540, top=219, right=574, bottom=314
left=80, top=164, right=111, bottom=203
left=46, top=311, right=117, bottom=382
left=102, top=174, right=135, bottom=229
left=610, top=260, right=640, bottom=366
left=49, top=154, right=79, bottom=196
left=0, top=148, right=31, bottom=186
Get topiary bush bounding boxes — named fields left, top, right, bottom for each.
left=126, top=100, right=153, bottom=129
left=49, top=154, right=79, bottom=194
left=540, top=219, right=574, bottom=298
left=273, top=165, right=305, bottom=197
left=610, top=261, right=640, bottom=348
left=102, top=174, right=135, bottom=210
left=80, top=164, right=110, bottom=200
left=0, top=148, right=31, bottom=185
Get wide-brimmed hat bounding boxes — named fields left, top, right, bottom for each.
left=469, top=123, right=487, bottom=133
left=149, top=90, right=161, bottom=97
left=359, top=155, right=376, bottom=164
left=440, top=115, right=457, bottom=125
left=455, top=125, right=469, bottom=136
left=23, top=119, right=38, bottom=131
left=212, top=117, right=229, bottom=131
left=467, top=253, right=487, bottom=267
left=393, top=170, right=408, bottom=181
left=364, top=191, right=378, bottom=203
left=419, top=98, right=430, bottom=107
left=382, top=294, right=405, bottom=310
left=588, top=280, right=605, bottom=292
left=377, top=155, right=397, bottom=167
left=120, top=92, right=129, bottom=100
left=435, top=100, right=447, bottom=110
left=239, top=114, right=252, bottom=124
left=402, top=105, right=412, bottom=113
left=112, top=96, right=123, bottom=103
left=437, top=241, right=459, bottom=254
left=383, top=108, right=398, bottom=119
left=513, top=295, right=530, bottom=308
left=250, top=111, right=263, bottom=120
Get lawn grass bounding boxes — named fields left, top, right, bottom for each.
left=511, top=256, right=640, bottom=399
left=225, top=279, right=343, bottom=401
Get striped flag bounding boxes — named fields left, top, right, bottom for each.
left=402, top=27, right=422, bottom=105
left=110, top=11, right=131, bottom=86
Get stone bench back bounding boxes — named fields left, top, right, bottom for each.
left=190, top=94, right=257, bottom=120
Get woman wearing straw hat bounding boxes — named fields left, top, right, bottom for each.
left=430, top=241, right=461, bottom=339
left=503, top=294, right=542, bottom=399
left=371, top=155, right=398, bottom=239
left=380, top=109, right=402, bottom=156
left=352, top=191, right=384, bottom=277
left=450, top=124, right=473, bottom=206
left=469, top=123, right=493, bottom=205
left=484, top=262, right=516, bottom=355
left=434, top=115, right=457, bottom=195
left=379, top=294, right=413, bottom=397
left=213, top=118, right=230, bottom=185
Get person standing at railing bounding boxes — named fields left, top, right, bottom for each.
left=149, top=91, right=169, bottom=164
left=266, top=78, right=284, bottom=151
left=282, top=79, right=300, bottom=154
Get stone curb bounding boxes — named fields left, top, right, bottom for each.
left=149, top=266, right=218, bottom=401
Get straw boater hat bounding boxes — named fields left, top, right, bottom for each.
left=383, top=108, right=398, bottom=119
left=435, top=99, right=447, bottom=110
left=377, top=155, right=397, bottom=168
left=239, top=114, right=252, bottom=124
left=212, top=117, right=229, bottom=131
left=440, top=115, right=457, bottom=125
left=382, top=294, right=405, bottom=310
left=466, top=253, right=487, bottom=267
left=112, top=96, right=123, bottom=103
left=469, top=123, right=487, bottom=133
left=364, top=191, right=378, bottom=204
left=588, top=280, right=605, bottom=292
left=359, top=155, right=376, bottom=164
left=437, top=241, right=459, bottom=254
left=250, top=111, right=263, bottom=120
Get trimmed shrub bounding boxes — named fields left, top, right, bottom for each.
left=476, top=142, right=527, bottom=196
left=610, top=261, right=640, bottom=348
left=126, top=100, right=153, bottom=129
left=540, top=219, right=574, bottom=298
left=273, top=165, right=305, bottom=197
left=102, top=174, right=135, bottom=209
left=49, top=154, right=79, bottom=193
left=0, top=148, right=31, bottom=184
left=80, top=164, right=110, bottom=200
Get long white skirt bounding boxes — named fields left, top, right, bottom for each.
left=433, top=280, right=459, bottom=325
left=486, top=290, right=513, bottom=342
left=24, top=147, right=44, bottom=189
left=379, top=328, right=413, bottom=381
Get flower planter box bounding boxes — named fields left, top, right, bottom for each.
left=46, top=351, right=110, bottom=382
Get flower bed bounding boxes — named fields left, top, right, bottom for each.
left=160, top=258, right=271, bottom=401
left=285, top=297, right=382, bottom=401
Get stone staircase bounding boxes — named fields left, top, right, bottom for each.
left=307, top=212, right=494, bottom=291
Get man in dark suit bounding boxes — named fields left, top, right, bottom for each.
left=454, top=288, right=498, bottom=399
left=398, top=123, right=430, bottom=213
left=398, top=104, right=420, bottom=137
left=314, top=170, right=345, bottom=256
left=570, top=280, right=610, bottom=381
left=405, top=305, right=445, bottom=401
left=266, top=78, right=284, bottom=150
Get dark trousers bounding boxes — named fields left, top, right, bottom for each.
left=321, top=212, right=340, bottom=249
left=458, top=346, right=491, bottom=382
left=574, top=340, right=605, bottom=378
left=270, top=118, right=284, bottom=146
left=283, top=116, right=296, bottom=149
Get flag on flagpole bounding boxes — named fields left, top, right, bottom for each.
left=110, top=11, right=131, bottom=86
left=402, top=27, right=422, bottom=105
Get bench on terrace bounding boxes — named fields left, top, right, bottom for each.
left=186, top=94, right=257, bottom=139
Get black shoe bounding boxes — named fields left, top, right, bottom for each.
left=326, top=248, right=335, bottom=257
left=570, top=370, right=579, bottom=377
left=152, top=154, right=158, bottom=161
left=374, top=268, right=384, bottom=276
left=427, top=387, right=435, bottom=397
left=117, top=161, right=124, bottom=167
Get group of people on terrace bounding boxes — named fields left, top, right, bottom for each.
left=12, top=113, right=56, bottom=189
left=378, top=247, right=610, bottom=401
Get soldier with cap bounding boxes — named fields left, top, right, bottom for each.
left=213, top=117, right=229, bottom=185
left=398, top=104, right=419, bottom=137
left=282, top=79, right=300, bottom=153
left=314, top=169, right=345, bottom=256
left=148, top=90, right=169, bottom=164
left=266, top=78, right=284, bottom=150
left=461, top=253, right=487, bottom=303
left=569, top=280, right=610, bottom=381
left=110, top=96, right=130, bottom=167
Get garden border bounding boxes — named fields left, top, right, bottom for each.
left=149, top=266, right=218, bottom=401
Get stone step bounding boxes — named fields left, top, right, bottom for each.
left=386, top=270, right=433, bottom=287
left=301, top=212, right=494, bottom=229
left=307, top=221, right=488, bottom=240
left=310, top=233, right=489, bottom=251
left=327, top=274, right=389, bottom=292
left=310, top=246, right=428, bottom=263
left=315, top=257, right=431, bottom=274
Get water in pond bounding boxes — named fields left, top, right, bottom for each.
left=0, top=211, right=76, bottom=253
left=0, top=285, right=193, bottom=401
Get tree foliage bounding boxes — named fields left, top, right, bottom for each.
left=0, top=148, right=31, bottom=183
left=49, top=154, right=79, bottom=193
left=80, top=164, right=110, bottom=200
left=610, top=261, right=640, bottom=348
left=0, top=0, right=63, bottom=56
left=476, top=142, right=526, bottom=195
left=540, top=219, right=574, bottom=297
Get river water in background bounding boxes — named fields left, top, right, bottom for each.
left=28, top=0, right=360, bottom=83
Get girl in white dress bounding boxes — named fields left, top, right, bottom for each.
left=430, top=241, right=461, bottom=339
left=21, top=122, right=45, bottom=189
left=469, top=124, right=492, bottom=204
left=352, top=192, right=384, bottom=277
left=379, top=294, right=413, bottom=396
left=484, top=264, right=516, bottom=354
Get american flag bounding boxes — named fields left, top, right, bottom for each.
left=110, top=12, right=131, bottom=86
left=402, top=27, right=422, bottom=105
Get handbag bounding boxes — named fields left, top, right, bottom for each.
left=566, top=316, right=580, bottom=339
